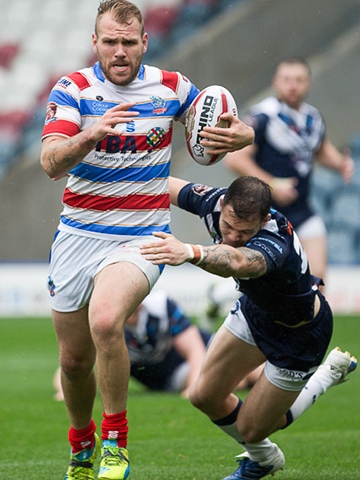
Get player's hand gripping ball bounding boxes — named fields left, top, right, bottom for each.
left=185, top=85, right=238, bottom=166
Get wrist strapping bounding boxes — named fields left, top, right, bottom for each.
left=185, top=243, right=205, bottom=265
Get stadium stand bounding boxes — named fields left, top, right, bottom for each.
left=0, top=0, right=243, bottom=174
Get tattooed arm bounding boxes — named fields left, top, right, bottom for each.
left=140, top=232, right=267, bottom=279
left=40, top=103, right=139, bottom=180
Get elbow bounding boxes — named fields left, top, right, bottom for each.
left=40, top=157, right=55, bottom=179
left=40, top=152, right=64, bottom=180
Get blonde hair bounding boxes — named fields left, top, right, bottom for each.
left=95, top=0, right=144, bottom=36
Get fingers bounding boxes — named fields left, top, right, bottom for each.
left=94, top=104, right=140, bottom=138
left=199, top=114, right=254, bottom=152
left=152, top=231, right=171, bottom=239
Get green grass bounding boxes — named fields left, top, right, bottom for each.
left=0, top=315, right=359, bottom=479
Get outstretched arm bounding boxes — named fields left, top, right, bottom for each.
left=168, top=176, right=190, bottom=206
left=140, top=231, right=267, bottom=279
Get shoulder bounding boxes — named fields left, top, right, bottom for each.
left=178, top=182, right=226, bottom=214
left=250, top=96, right=280, bottom=116
left=301, top=101, right=324, bottom=121
left=48, top=66, right=97, bottom=103
left=244, top=97, right=278, bottom=131
left=143, top=65, right=197, bottom=93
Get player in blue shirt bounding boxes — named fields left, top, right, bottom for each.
left=140, top=175, right=357, bottom=479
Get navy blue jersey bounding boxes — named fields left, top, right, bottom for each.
left=125, top=290, right=191, bottom=365
left=126, top=290, right=212, bottom=390
left=245, top=96, right=325, bottom=228
left=178, top=182, right=324, bottom=327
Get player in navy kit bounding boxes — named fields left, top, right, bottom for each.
left=40, top=1, right=254, bottom=478
left=225, top=57, right=354, bottom=284
left=141, top=176, right=357, bottom=479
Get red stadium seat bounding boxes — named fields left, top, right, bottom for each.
left=0, top=42, right=20, bottom=69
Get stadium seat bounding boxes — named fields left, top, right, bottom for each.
left=0, top=109, right=31, bottom=178
left=310, top=166, right=342, bottom=226
left=331, top=188, right=360, bottom=230
left=144, top=5, right=180, bottom=59
left=0, top=42, right=20, bottom=69
left=328, top=229, right=358, bottom=265
left=169, top=0, right=220, bottom=46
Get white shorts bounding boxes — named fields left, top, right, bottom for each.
left=224, top=309, right=317, bottom=392
left=47, top=231, right=162, bottom=312
left=296, top=215, right=327, bottom=240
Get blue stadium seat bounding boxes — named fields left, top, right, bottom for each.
left=327, top=229, right=358, bottom=265
left=331, top=188, right=360, bottom=230
left=169, top=0, right=220, bottom=46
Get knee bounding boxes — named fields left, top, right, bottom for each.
left=60, top=354, right=94, bottom=381
left=91, top=310, right=125, bottom=345
left=189, top=385, right=218, bottom=415
left=189, top=383, right=206, bottom=409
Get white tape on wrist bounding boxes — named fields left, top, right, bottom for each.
left=184, top=243, right=195, bottom=261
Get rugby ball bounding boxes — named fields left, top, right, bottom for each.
left=185, top=85, right=238, bottom=166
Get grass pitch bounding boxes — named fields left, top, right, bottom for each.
left=0, top=315, right=359, bottom=479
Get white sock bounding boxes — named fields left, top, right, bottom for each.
left=217, top=420, right=277, bottom=462
left=287, top=364, right=338, bottom=423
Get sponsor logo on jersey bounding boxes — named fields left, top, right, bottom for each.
left=146, top=127, right=165, bottom=148
left=192, top=184, right=212, bottom=196
left=91, top=101, right=114, bottom=115
left=150, top=95, right=167, bottom=114
left=56, top=78, right=72, bottom=89
left=45, top=102, right=57, bottom=125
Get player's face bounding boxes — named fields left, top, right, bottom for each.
left=273, top=63, right=311, bottom=110
left=92, top=12, right=148, bottom=86
left=219, top=204, right=267, bottom=248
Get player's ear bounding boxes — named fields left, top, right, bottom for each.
left=91, top=33, right=98, bottom=54
left=142, top=32, right=148, bottom=53
left=219, top=197, right=223, bottom=211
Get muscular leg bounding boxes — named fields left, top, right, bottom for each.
left=189, top=324, right=299, bottom=442
left=237, top=372, right=299, bottom=443
left=189, top=323, right=266, bottom=420
left=53, top=305, right=97, bottom=430
left=89, top=261, right=150, bottom=414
